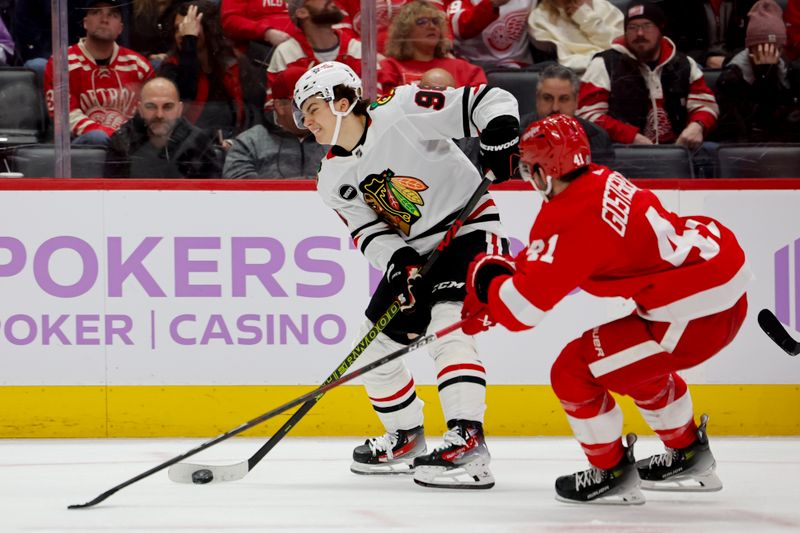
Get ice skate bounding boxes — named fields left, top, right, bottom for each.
left=636, top=413, right=722, bottom=492
left=412, top=420, right=495, bottom=489
left=350, top=426, right=426, bottom=475
left=555, top=433, right=645, bottom=505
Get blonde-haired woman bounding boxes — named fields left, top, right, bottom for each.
left=378, top=0, right=486, bottom=91
left=528, top=0, right=623, bottom=73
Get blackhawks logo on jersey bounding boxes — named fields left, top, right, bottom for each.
left=359, top=169, right=428, bottom=236
left=369, top=89, right=395, bottom=109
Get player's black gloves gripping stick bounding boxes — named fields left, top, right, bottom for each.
left=479, top=115, right=521, bottom=183
left=387, top=247, right=425, bottom=313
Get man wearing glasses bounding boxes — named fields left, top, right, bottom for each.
left=576, top=1, right=718, bottom=152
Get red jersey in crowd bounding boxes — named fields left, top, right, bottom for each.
left=484, top=164, right=751, bottom=331
left=785, top=0, right=800, bottom=61
left=446, top=0, right=533, bottom=67
left=221, top=0, right=298, bottom=46
left=377, top=56, right=487, bottom=91
left=44, top=39, right=154, bottom=137
left=266, top=29, right=363, bottom=110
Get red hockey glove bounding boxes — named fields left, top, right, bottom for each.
left=461, top=253, right=516, bottom=335
left=386, top=247, right=425, bottom=313
left=462, top=291, right=496, bottom=335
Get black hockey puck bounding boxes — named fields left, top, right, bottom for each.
left=191, top=469, right=214, bottom=484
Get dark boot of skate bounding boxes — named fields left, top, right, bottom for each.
left=555, top=433, right=645, bottom=505
left=351, top=426, right=427, bottom=475
left=636, top=413, right=722, bottom=492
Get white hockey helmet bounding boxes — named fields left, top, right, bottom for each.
left=292, top=61, right=363, bottom=130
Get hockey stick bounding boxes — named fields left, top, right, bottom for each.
left=166, top=174, right=496, bottom=484
left=68, top=317, right=469, bottom=509
left=757, top=308, right=800, bottom=356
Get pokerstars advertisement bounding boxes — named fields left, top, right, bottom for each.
left=0, top=186, right=797, bottom=386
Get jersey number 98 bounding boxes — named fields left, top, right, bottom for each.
left=415, top=90, right=446, bottom=110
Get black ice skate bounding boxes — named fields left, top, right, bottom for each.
left=350, top=426, right=426, bottom=475
left=555, top=433, right=645, bottom=505
left=412, top=420, right=495, bottom=489
left=636, top=413, right=722, bottom=492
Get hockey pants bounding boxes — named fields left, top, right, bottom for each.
left=550, top=295, right=747, bottom=469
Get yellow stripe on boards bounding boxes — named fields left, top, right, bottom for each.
left=0, top=386, right=108, bottom=437
left=1, top=385, right=798, bottom=438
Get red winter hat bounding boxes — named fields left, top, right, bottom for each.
left=746, top=0, right=787, bottom=48
left=271, top=66, right=309, bottom=100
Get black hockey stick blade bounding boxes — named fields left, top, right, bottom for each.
left=757, top=309, right=800, bottom=356
left=168, top=175, right=496, bottom=485
left=67, top=317, right=467, bottom=509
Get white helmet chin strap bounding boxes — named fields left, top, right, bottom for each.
left=528, top=171, right=553, bottom=203
left=328, top=99, right=358, bottom=148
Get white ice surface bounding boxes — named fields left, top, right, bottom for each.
left=1, top=436, right=799, bottom=532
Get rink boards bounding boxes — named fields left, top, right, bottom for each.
left=0, top=178, right=798, bottom=437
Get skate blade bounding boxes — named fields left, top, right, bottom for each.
left=640, top=469, right=722, bottom=492
left=413, top=461, right=495, bottom=490
left=555, top=487, right=646, bottom=506
left=350, top=460, right=415, bottom=475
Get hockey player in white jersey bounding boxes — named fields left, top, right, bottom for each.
left=293, top=61, right=520, bottom=489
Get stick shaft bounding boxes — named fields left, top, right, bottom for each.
left=75, top=175, right=496, bottom=504
left=242, top=176, right=493, bottom=469
left=68, top=318, right=467, bottom=509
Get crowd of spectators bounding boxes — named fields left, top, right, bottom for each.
left=0, top=0, right=797, bottom=179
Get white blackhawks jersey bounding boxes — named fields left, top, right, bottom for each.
left=316, top=83, right=519, bottom=272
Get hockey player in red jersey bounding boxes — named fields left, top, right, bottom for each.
left=44, top=0, right=154, bottom=145
left=461, top=114, right=751, bottom=504
left=293, top=61, right=520, bottom=489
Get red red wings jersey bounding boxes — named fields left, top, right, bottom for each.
left=44, top=39, right=153, bottom=137
left=446, top=0, right=534, bottom=68
left=487, top=165, right=752, bottom=330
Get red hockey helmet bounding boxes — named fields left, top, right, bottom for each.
left=519, top=114, right=591, bottom=193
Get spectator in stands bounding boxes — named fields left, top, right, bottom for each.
left=15, top=1, right=112, bottom=81
left=522, top=64, right=614, bottom=164
left=577, top=1, right=718, bottom=151
left=159, top=2, right=262, bottom=145
left=106, top=76, right=221, bottom=178
left=223, top=66, right=327, bottom=179
left=267, top=0, right=364, bottom=109
left=419, top=66, right=455, bottom=89
left=44, top=0, right=154, bottom=146
left=448, top=0, right=535, bottom=69
left=715, top=0, right=799, bottom=142
left=661, top=0, right=756, bottom=69
left=131, top=0, right=182, bottom=65
left=221, top=0, right=297, bottom=52
left=528, top=0, right=624, bottom=73
left=337, top=0, right=443, bottom=54
left=785, top=0, right=800, bottom=61
left=379, top=0, right=486, bottom=90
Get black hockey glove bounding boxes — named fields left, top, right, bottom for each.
left=479, top=115, right=521, bottom=184
left=386, top=247, right=425, bottom=314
